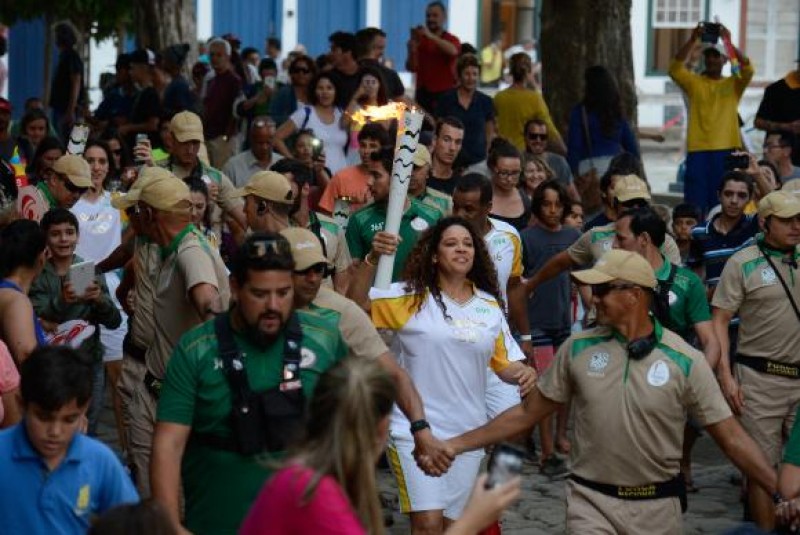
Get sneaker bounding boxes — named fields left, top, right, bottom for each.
left=541, top=454, right=569, bottom=478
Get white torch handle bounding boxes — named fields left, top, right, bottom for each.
left=373, top=110, right=425, bottom=289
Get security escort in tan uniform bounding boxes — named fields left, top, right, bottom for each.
left=162, top=111, right=247, bottom=236
left=713, top=190, right=800, bottom=530
left=525, top=175, right=681, bottom=297
left=113, top=169, right=231, bottom=498
left=433, top=250, right=778, bottom=534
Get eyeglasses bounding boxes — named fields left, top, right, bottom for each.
left=527, top=133, right=547, bottom=141
left=495, top=170, right=521, bottom=178
left=290, top=68, right=311, bottom=75
left=245, top=237, right=293, bottom=259
left=294, top=263, right=327, bottom=276
left=591, top=283, right=639, bottom=297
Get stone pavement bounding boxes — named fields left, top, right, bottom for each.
left=379, top=435, right=753, bottom=534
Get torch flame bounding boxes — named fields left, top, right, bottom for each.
left=349, top=102, right=407, bottom=127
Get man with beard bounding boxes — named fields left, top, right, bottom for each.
left=151, top=232, right=350, bottom=535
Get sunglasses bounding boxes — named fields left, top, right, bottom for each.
left=496, top=170, right=521, bottom=178
left=591, top=283, right=638, bottom=297
left=527, top=133, right=547, bottom=141
left=290, top=68, right=311, bottom=75
left=245, top=237, right=293, bottom=259
left=295, top=263, right=327, bottom=276
left=60, top=176, right=89, bottom=194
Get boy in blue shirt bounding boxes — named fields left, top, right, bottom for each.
left=0, top=345, right=138, bottom=534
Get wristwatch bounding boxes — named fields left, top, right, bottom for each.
left=410, top=419, right=430, bottom=435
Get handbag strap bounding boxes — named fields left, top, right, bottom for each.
left=759, top=247, right=800, bottom=324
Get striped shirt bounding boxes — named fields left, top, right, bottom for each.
left=687, top=214, right=759, bottom=288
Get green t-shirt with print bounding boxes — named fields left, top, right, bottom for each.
left=655, top=257, right=711, bottom=338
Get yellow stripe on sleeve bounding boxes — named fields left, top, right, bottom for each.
left=510, top=232, right=523, bottom=278
left=370, top=293, right=420, bottom=331
left=490, top=328, right=512, bottom=373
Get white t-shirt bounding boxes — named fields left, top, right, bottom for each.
left=71, top=191, right=127, bottom=359
left=484, top=217, right=524, bottom=307
left=370, top=283, right=524, bottom=441
left=289, top=105, right=349, bottom=174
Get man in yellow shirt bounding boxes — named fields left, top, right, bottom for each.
left=669, top=23, right=753, bottom=217
left=479, top=33, right=503, bottom=87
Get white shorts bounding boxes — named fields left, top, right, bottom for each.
left=485, top=368, right=520, bottom=419
left=386, top=435, right=483, bottom=519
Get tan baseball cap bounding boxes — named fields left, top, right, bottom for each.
left=758, top=190, right=800, bottom=219
left=231, top=171, right=294, bottom=204
left=613, top=174, right=651, bottom=203
left=280, top=227, right=329, bottom=271
left=572, top=249, right=657, bottom=289
left=52, top=155, right=92, bottom=188
left=413, top=145, right=431, bottom=167
left=171, top=111, right=204, bottom=143
left=111, top=167, right=176, bottom=209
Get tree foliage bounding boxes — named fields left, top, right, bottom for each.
left=0, top=0, right=134, bottom=42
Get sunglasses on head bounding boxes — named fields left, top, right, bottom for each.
left=527, top=133, right=547, bottom=140
left=294, top=263, right=327, bottom=276
left=290, top=67, right=311, bottom=74
left=591, top=282, right=639, bottom=297
left=245, top=237, right=293, bottom=259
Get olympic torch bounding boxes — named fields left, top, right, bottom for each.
left=349, top=103, right=425, bottom=288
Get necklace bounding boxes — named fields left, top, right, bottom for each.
left=440, top=286, right=473, bottom=305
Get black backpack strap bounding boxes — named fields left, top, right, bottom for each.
left=759, top=247, right=800, bottom=324
left=308, top=212, right=330, bottom=261
left=214, top=313, right=253, bottom=414
left=281, top=312, right=303, bottom=386
left=653, top=263, right=679, bottom=328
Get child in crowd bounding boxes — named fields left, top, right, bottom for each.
left=672, top=203, right=700, bottom=266
left=0, top=345, right=138, bottom=534
left=29, top=208, right=122, bottom=435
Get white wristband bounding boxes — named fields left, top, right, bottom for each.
left=519, top=334, right=532, bottom=342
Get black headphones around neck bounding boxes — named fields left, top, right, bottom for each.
left=627, top=331, right=657, bottom=361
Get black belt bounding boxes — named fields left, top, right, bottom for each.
left=569, top=474, right=687, bottom=512
left=144, top=370, right=163, bottom=399
left=122, top=333, right=146, bottom=363
left=736, top=354, right=800, bottom=379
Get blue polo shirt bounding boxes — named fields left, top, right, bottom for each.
left=436, top=88, right=495, bottom=167
left=0, top=422, right=138, bottom=535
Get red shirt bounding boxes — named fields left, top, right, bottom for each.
left=240, top=464, right=366, bottom=535
left=203, top=69, right=242, bottom=139
left=415, top=31, right=460, bottom=93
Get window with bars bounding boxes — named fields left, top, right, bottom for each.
left=648, top=0, right=707, bottom=74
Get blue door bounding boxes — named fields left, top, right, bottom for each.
left=297, top=0, right=365, bottom=58
left=381, top=0, right=448, bottom=70
left=213, top=0, right=283, bottom=51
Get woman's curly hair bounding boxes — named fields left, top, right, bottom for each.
left=402, top=216, right=505, bottom=320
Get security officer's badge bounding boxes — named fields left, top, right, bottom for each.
left=588, top=352, right=610, bottom=377
left=761, top=267, right=777, bottom=285
left=410, top=217, right=429, bottom=232
left=647, top=360, right=670, bottom=387
left=602, top=240, right=612, bottom=251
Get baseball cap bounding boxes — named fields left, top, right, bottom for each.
left=758, top=190, right=800, bottom=219
left=231, top=171, right=294, bottom=204
left=171, top=111, right=204, bottom=143
left=52, top=155, right=92, bottom=188
left=613, top=174, right=651, bottom=203
left=111, top=167, right=176, bottom=209
left=280, top=227, right=329, bottom=271
left=0, top=98, right=11, bottom=114
left=572, top=249, right=657, bottom=289
left=413, top=145, right=431, bottom=168
left=130, top=48, right=157, bottom=66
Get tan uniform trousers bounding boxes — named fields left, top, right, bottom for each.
left=124, top=367, right=158, bottom=498
left=566, top=479, right=683, bottom=534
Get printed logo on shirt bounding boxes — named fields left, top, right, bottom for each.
left=647, top=360, right=670, bottom=387
left=74, top=484, right=91, bottom=516
left=410, top=217, right=430, bottom=232
left=370, top=222, right=385, bottom=233
left=300, top=347, right=317, bottom=368
left=668, top=290, right=678, bottom=305
left=588, top=352, right=610, bottom=377
left=448, top=318, right=486, bottom=344
left=761, top=267, right=777, bottom=285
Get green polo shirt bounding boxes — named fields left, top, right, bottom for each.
left=416, top=187, right=453, bottom=217
left=655, top=256, right=711, bottom=338
left=157, top=310, right=348, bottom=535
left=345, top=198, right=442, bottom=282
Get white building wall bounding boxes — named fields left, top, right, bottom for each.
left=282, top=0, right=299, bottom=54
left=448, top=0, right=479, bottom=49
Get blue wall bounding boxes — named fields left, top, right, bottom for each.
left=8, top=19, right=51, bottom=120
left=213, top=0, right=283, bottom=51
left=381, top=0, right=448, bottom=70
left=297, top=0, right=365, bottom=58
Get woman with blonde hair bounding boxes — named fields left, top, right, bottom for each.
left=521, top=153, right=555, bottom=202
left=241, top=357, right=520, bottom=535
